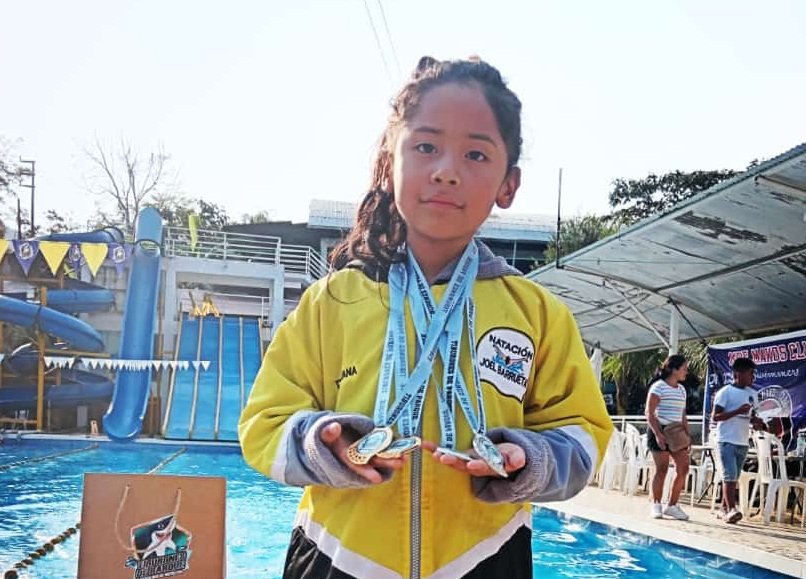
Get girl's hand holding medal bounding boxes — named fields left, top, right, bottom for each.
left=422, top=440, right=526, bottom=478
left=320, top=422, right=408, bottom=484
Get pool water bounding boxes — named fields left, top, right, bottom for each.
left=0, top=437, right=787, bottom=578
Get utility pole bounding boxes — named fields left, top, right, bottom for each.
left=19, top=158, right=36, bottom=237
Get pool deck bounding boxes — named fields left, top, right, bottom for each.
left=543, top=486, right=806, bottom=578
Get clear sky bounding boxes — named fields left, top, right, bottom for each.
left=2, top=0, right=805, bottom=229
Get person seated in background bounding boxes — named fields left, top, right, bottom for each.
left=711, top=357, right=766, bottom=524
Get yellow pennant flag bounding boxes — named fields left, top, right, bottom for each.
left=188, top=213, right=200, bottom=251
left=81, top=243, right=108, bottom=277
left=39, top=241, right=71, bottom=275
left=0, top=239, right=9, bottom=265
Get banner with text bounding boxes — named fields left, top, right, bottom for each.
left=704, top=329, right=806, bottom=451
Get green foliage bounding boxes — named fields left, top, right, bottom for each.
left=602, top=348, right=667, bottom=414
left=145, top=193, right=230, bottom=230
left=543, top=214, right=616, bottom=264
left=240, top=210, right=273, bottom=224
left=608, top=169, right=738, bottom=225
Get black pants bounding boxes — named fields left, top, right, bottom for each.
left=282, top=525, right=533, bottom=579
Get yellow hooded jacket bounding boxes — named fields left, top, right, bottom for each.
left=240, top=259, right=612, bottom=579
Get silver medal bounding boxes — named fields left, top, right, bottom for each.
left=376, top=436, right=422, bottom=459
left=473, top=434, right=508, bottom=478
left=346, top=426, right=394, bottom=465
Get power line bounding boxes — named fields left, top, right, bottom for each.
left=376, top=0, right=401, bottom=77
left=363, top=0, right=394, bottom=89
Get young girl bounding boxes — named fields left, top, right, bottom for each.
left=645, top=354, right=691, bottom=521
left=239, top=56, right=612, bottom=579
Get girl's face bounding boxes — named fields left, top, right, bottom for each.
left=673, top=362, right=689, bottom=382
left=391, top=82, right=520, bottom=252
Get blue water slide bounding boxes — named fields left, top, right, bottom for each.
left=102, top=208, right=164, bottom=441
left=0, top=295, right=105, bottom=352
left=217, top=316, right=243, bottom=441
left=40, top=226, right=124, bottom=244
left=241, top=317, right=262, bottom=402
left=46, top=289, right=116, bottom=314
left=0, top=381, right=113, bottom=410
left=189, top=316, right=221, bottom=440
left=164, top=314, right=201, bottom=439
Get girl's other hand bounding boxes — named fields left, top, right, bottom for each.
left=320, top=422, right=407, bottom=484
left=422, top=440, right=526, bottom=478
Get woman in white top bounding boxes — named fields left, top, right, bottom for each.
left=645, top=354, right=691, bottom=520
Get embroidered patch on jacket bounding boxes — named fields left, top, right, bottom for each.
left=477, top=328, right=534, bottom=401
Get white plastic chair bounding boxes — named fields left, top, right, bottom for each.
left=747, top=433, right=804, bottom=524
left=623, top=427, right=653, bottom=496
left=597, top=430, right=628, bottom=491
left=766, top=435, right=806, bottom=525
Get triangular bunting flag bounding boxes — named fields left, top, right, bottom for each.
left=162, top=361, right=172, bottom=371
left=81, top=243, right=108, bottom=277
left=152, top=361, right=161, bottom=370
left=201, top=361, right=211, bottom=371
left=180, top=361, right=190, bottom=371
left=192, top=361, right=201, bottom=370
left=0, top=239, right=9, bottom=265
left=39, top=241, right=71, bottom=275
left=0, top=353, right=5, bottom=364
left=66, top=243, right=84, bottom=272
left=12, top=240, right=40, bottom=276
left=44, top=356, right=55, bottom=369
left=107, top=243, right=133, bottom=275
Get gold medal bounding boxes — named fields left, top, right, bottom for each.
left=346, top=427, right=394, bottom=465
left=376, top=436, right=422, bottom=459
left=473, top=434, right=508, bottom=478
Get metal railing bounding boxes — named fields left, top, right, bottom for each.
left=163, top=226, right=327, bottom=279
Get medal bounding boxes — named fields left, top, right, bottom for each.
left=376, top=436, right=422, bottom=459
left=435, top=446, right=474, bottom=462
left=473, top=434, right=508, bottom=478
left=346, top=427, right=394, bottom=465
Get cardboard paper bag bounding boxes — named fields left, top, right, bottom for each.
left=662, top=422, right=691, bottom=452
left=78, top=473, right=226, bottom=579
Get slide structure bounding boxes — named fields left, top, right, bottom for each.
left=0, top=228, right=124, bottom=410
left=102, top=207, right=164, bottom=441
left=163, top=313, right=262, bottom=441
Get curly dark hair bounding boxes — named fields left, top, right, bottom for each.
left=329, top=56, right=523, bottom=279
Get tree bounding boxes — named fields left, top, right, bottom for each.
left=84, top=138, right=177, bottom=235
left=0, top=137, right=24, bottom=237
left=240, top=210, right=273, bottom=224
left=543, top=214, right=616, bottom=264
left=608, top=169, right=738, bottom=225
left=146, top=192, right=230, bottom=230
left=0, top=137, right=22, bottom=201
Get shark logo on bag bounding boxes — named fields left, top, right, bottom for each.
left=476, top=328, right=534, bottom=401
left=125, top=513, right=192, bottom=578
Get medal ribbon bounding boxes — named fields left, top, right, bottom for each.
left=407, top=249, right=487, bottom=447
left=372, top=243, right=478, bottom=436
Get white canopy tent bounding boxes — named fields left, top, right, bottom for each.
left=528, top=143, right=806, bottom=355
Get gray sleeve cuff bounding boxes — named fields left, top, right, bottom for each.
left=471, top=427, right=554, bottom=504
left=293, top=413, right=395, bottom=488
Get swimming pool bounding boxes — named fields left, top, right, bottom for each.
left=0, top=436, right=788, bottom=578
